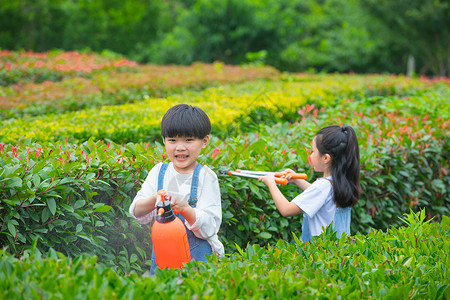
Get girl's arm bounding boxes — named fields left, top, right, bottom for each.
left=259, top=175, right=303, bottom=217
left=291, top=178, right=311, bottom=191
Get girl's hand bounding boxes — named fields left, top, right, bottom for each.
left=258, top=174, right=277, bottom=187
left=283, top=169, right=310, bottom=190
left=282, top=169, right=296, bottom=182
left=169, top=195, right=188, bottom=214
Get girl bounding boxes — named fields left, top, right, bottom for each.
left=259, top=125, right=361, bottom=242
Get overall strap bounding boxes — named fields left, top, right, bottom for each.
left=324, top=177, right=351, bottom=237
left=333, top=206, right=351, bottom=238
left=157, top=163, right=169, bottom=191
left=157, top=162, right=202, bottom=208
left=188, top=164, right=203, bottom=208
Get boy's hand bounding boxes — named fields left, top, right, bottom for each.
left=169, top=195, right=189, bottom=214
left=169, top=194, right=196, bottom=225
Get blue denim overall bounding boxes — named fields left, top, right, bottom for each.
left=301, top=207, right=352, bottom=243
left=150, top=163, right=212, bottom=275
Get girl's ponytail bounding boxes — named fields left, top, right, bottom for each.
left=315, top=125, right=362, bottom=207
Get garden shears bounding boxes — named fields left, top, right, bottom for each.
left=219, top=169, right=307, bottom=185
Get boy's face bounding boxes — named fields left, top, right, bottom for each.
left=163, top=135, right=209, bottom=174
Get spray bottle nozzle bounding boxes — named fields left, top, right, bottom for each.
left=156, top=190, right=176, bottom=223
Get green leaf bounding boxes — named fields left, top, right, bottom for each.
left=5, top=177, right=22, bottom=189
left=94, top=205, right=112, bottom=213
left=41, top=207, right=51, bottom=223
left=32, top=173, right=41, bottom=188
left=33, top=160, right=47, bottom=173
left=223, top=211, right=234, bottom=219
left=53, top=219, right=67, bottom=227
left=17, top=232, right=26, bottom=243
left=431, top=179, right=445, bottom=192
left=7, top=221, right=16, bottom=237
left=60, top=203, right=74, bottom=212
left=257, top=232, right=272, bottom=239
left=2, top=199, right=16, bottom=206
left=130, top=254, right=138, bottom=263
left=73, top=200, right=86, bottom=209
left=85, top=173, right=96, bottom=180
left=46, top=198, right=57, bottom=215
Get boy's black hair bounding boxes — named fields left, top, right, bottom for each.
left=315, top=125, right=362, bottom=208
left=161, top=104, right=211, bottom=139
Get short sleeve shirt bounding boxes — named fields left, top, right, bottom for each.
left=292, top=177, right=337, bottom=237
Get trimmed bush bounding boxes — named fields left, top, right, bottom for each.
left=0, top=211, right=448, bottom=299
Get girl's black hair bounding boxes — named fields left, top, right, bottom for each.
left=161, top=104, right=211, bottom=139
left=315, top=125, right=362, bottom=207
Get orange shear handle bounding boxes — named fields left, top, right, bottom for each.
left=260, top=177, right=288, bottom=185
left=275, top=178, right=289, bottom=185
left=273, top=172, right=307, bottom=179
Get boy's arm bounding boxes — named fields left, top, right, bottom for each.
left=129, top=163, right=161, bottom=222
left=183, top=169, right=222, bottom=239
left=133, top=194, right=158, bottom=217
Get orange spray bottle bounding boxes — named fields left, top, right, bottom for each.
left=151, top=190, right=191, bottom=269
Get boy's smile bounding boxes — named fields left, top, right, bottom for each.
left=163, top=135, right=209, bottom=174
left=175, top=154, right=188, bottom=161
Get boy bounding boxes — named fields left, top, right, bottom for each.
left=129, top=104, right=224, bottom=274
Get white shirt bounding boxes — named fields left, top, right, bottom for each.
left=292, top=177, right=337, bottom=237
left=129, top=162, right=224, bottom=255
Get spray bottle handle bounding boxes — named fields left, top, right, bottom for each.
left=157, top=190, right=166, bottom=201
left=157, top=190, right=167, bottom=215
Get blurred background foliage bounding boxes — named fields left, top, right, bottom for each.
left=0, top=0, right=449, bottom=76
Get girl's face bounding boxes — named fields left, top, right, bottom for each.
left=163, top=135, right=209, bottom=174
left=310, top=136, right=331, bottom=176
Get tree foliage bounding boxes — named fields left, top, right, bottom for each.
left=0, top=0, right=448, bottom=75
left=360, top=0, right=450, bottom=76
left=0, top=0, right=168, bottom=55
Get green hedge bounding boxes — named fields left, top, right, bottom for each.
left=1, top=85, right=448, bottom=274
left=1, top=211, right=448, bottom=299
left=215, top=95, right=449, bottom=248
left=0, top=73, right=438, bottom=144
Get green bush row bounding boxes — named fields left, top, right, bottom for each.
left=0, top=139, right=157, bottom=274
left=0, top=74, right=438, bottom=145
left=1, top=86, right=448, bottom=274
left=0, top=50, right=138, bottom=87
left=0, top=61, right=278, bottom=119
left=1, top=211, right=448, bottom=299
left=215, top=92, right=449, bottom=248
